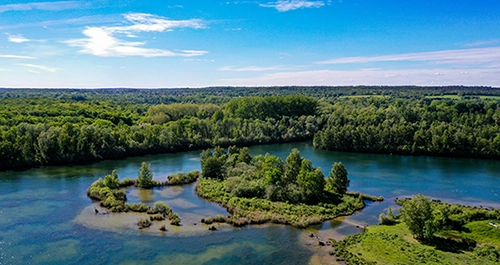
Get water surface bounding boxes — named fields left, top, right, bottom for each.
left=0, top=142, right=499, bottom=264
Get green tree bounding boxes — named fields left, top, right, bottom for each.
left=326, top=162, right=349, bottom=194
left=103, top=169, right=120, bottom=189
left=237, top=147, right=252, bottom=164
left=200, top=148, right=226, bottom=180
left=284, top=148, right=302, bottom=185
left=137, top=162, right=154, bottom=188
left=297, top=159, right=326, bottom=203
left=400, top=194, right=435, bottom=240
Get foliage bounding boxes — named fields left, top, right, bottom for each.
left=1, top=88, right=499, bottom=172
left=333, top=199, right=500, bottom=265
left=86, top=167, right=181, bottom=226
left=147, top=103, right=220, bottom=124
left=152, top=201, right=172, bottom=215
left=137, top=218, right=152, bottom=229
left=333, top=222, right=499, bottom=265
left=197, top=178, right=366, bottom=228
left=137, top=162, right=154, bottom=188
left=103, top=170, right=120, bottom=189
left=200, top=148, right=226, bottom=180
left=168, top=213, right=181, bottom=225
left=399, top=194, right=436, bottom=240
left=325, top=162, right=349, bottom=195
left=202, top=147, right=334, bottom=204
left=166, top=170, right=200, bottom=185
left=314, top=97, right=500, bottom=159
left=224, top=95, right=318, bottom=119
left=196, top=147, right=378, bottom=227
left=379, top=207, right=397, bottom=225
left=126, top=203, right=149, bottom=212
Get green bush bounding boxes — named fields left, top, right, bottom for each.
left=126, top=203, right=149, bottom=212
left=152, top=201, right=172, bottom=215
left=120, top=178, right=136, bottom=187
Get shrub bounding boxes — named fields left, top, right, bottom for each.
left=169, top=213, right=181, bottom=225
left=379, top=207, right=397, bottom=225
left=120, top=178, right=136, bottom=187
left=138, top=218, right=152, bottom=229
left=127, top=203, right=149, bottom=212
left=152, top=201, right=172, bottom=215
left=150, top=214, right=166, bottom=221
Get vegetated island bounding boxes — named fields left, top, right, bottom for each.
left=325, top=195, right=500, bottom=265
left=195, top=146, right=383, bottom=228
left=87, top=161, right=200, bottom=229
left=86, top=146, right=382, bottom=230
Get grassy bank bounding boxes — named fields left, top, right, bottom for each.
left=333, top=222, right=500, bottom=265
left=330, top=198, right=500, bottom=265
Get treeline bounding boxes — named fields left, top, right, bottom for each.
left=314, top=97, right=500, bottom=159
left=0, top=95, right=323, bottom=171
left=2, top=86, right=500, bottom=104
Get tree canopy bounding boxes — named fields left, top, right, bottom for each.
left=137, top=162, right=154, bottom=188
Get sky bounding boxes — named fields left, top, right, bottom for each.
left=0, top=0, right=500, bottom=88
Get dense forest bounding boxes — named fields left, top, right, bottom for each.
left=314, top=97, right=500, bottom=158
left=0, top=86, right=499, bottom=171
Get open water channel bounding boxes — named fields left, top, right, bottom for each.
left=0, top=142, right=499, bottom=265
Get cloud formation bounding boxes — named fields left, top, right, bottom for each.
left=7, top=34, right=31, bottom=43
left=316, top=47, right=500, bottom=65
left=220, top=68, right=500, bottom=87
left=0, top=1, right=82, bottom=13
left=66, top=13, right=207, bottom=57
left=0, top=54, right=35, bottom=59
left=17, top=63, right=58, bottom=72
left=260, top=0, right=324, bottom=12
left=219, top=65, right=289, bottom=72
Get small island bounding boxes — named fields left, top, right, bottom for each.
left=195, top=146, right=382, bottom=228
left=87, top=162, right=200, bottom=229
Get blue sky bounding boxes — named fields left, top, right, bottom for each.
left=1, top=0, right=499, bottom=88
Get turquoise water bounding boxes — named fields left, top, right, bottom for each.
left=1, top=142, right=499, bottom=264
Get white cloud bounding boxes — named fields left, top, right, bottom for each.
left=219, top=65, right=289, bottom=72
left=7, top=34, right=30, bottom=43
left=316, top=47, right=500, bottom=65
left=464, top=40, right=499, bottom=47
left=0, top=1, right=82, bottom=13
left=260, top=0, right=324, bottom=12
left=65, top=13, right=208, bottom=57
left=220, top=68, right=500, bottom=87
left=17, top=63, right=58, bottom=72
left=0, top=54, right=35, bottom=59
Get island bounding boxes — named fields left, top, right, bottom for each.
left=87, top=162, right=200, bottom=229
left=196, top=146, right=382, bottom=228
left=86, top=146, right=382, bottom=230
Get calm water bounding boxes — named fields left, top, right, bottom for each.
left=0, top=142, right=499, bottom=265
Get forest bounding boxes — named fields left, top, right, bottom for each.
left=0, top=86, right=499, bottom=171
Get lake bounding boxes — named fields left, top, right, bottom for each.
left=1, top=142, right=499, bottom=265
